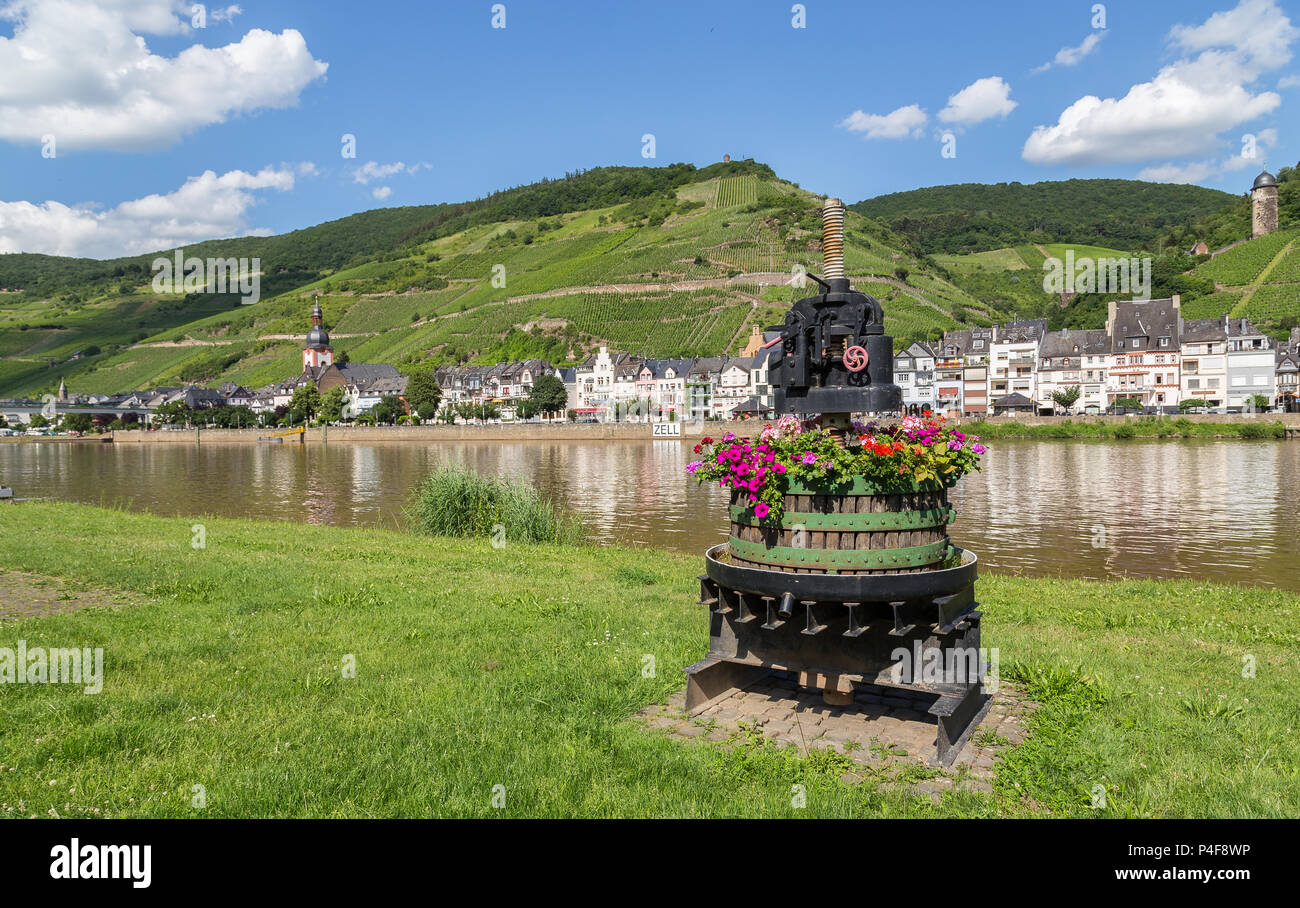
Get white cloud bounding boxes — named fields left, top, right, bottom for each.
left=1023, top=0, right=1295, bottom=166
left=837, top=104, right=927, bottom=139
left=0, top=165, right=298, bottom=258
left=371, top=186, right=392, bottom=200
left=1280, top=74, right=1300, bottom=87
left=0, top=0, right=328, bottom=151
left=210, top=4, right=242, bottom=23
left=1137, top=161, right=1220, bottom=184
left=351, top=160, right=428, bottom=184
left=1138, top=127, right=1278, bottom=183
left=938, top=76, right=1017, bottom=126
left=1033, top=31, right=1106, bottom=73
left=1169, top=0, right=1298, bottom=68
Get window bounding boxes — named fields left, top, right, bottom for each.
left=973, top=339, right=984, bottom=349
left=1188, top=378, right=1200, bottom=389
left=1232, top=376, right=1247, bottom=386
left=1253, top=375, right=1268, bottom=387
left=1159, top=337, right=1170, bottom=348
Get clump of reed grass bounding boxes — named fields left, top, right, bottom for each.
left=406, top=465, right=585, bottom=545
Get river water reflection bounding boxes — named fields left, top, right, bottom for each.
left=3, top=438, right=1297, bottom=590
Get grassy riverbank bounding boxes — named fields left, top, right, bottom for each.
left=1, top=502, right=1296, bottom=818
left=964, top=417, right=1290, bottom=439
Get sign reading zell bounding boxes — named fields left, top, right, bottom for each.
left=652, top=422, right=682, bottom=438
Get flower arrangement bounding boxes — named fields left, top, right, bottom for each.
left=686, top=415, right=986, bottom=521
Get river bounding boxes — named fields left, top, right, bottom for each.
left=3, top=438, right=1297, bottom=590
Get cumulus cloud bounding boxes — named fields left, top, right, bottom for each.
left=0, top=165, right=299, bottom=258
left=371, top=186, right=393, bottom=201
left=1280, top=74, right=1300, bottom=87
left=1033, top=31, right=1106, bottom=73
left=0, top=0, right=328, bottom=151
left=351, top=161, right=429, bottom=185
left=837, top=104, right=927, bottom=139
left=210, top=4, right=242, bottom=23
left=938, top=76, right=1017, bottom=126
left=1023, top=0, right=1296, bottom=167
left=1138, top=127, right=1278, bottom=183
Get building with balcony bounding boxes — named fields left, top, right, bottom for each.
left=1105, top=296, right=1183, bottom=409
left=1179, top=318, right=1228, bottom=410
left=1036, top=328, right=1109, bottom=414
left=1225, top=317, right=1275, bottom=410
left=893, top=341, right=937, bottom=414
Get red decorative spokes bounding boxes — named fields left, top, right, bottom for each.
left=843, top=345, right=869, bottom=373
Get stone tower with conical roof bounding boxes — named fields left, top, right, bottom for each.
left=302, top=299, right=333, bottom=371
left=1252, top=170, right=1279, bottom=238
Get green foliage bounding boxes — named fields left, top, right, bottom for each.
left=852, top=179, right=1236, bottom=254
left=406, top=466, right=585, bottom=545
left=1050, top=385, right=1081, bottom=411
left=404, top=368, right=442, bottom=415
left=61, top=413, right=93, bottom=433
left=320, top=386, right=346, bottom=423
left=288, top=384, right=320, bottom=424
left=528, top=373, right=567, bottom=414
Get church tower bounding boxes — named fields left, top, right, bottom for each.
left=302, top=300, right=333, bottom=371
left=1252, top=170, right=1279, bottom=238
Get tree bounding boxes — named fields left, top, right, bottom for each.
left=372, top=394, right=406, bottom=425
left=1050, top=384, right=1081, bottom=413
left=29, top=413, right=49, bottom=428
left=320, top=387, right=346, bottom=423
left=405, top=369, right=443, bottom=416
left=289, top=384, right=321, bottom=424
left=0, top=415, right=7, bottom=429
left=153, top=400, right=191, bottom=425
left=528, top=373, right=567, bottom=417
left=62, top=413, right=93, bottom=433
left=517, top=398, right=538, bottom=420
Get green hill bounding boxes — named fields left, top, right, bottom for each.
left=0, top=161, right=1004, bottom=398
left=850, top=179, right=1237, bottom=255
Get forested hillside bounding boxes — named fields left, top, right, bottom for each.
left=850, top=179, right=1237, bottom=255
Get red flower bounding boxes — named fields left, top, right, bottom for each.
left=701, top=436, right=713, bottom=444
left=693, top=444, right=702, bottom=454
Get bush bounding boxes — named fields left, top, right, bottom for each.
left=1112, top=423, right=1136, bottom=439
left=407, top=466, right=585, bottom=545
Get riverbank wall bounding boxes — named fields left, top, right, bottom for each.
left=4, top=411, right=1298, bottom=445
left=101, top=423, right=717, bottom=445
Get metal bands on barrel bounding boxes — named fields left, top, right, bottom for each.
left=727, top=537, right=951, bottom=570
left=729, top=504, right=953, bottom=531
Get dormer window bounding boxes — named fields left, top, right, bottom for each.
left=1159, top=337, right=1169, bottom=348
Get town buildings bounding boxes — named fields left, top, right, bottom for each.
left=893, top=342, right=937, bottom=414
left=1036, top=328, right=1109, bottom=414
left=1226, top=317, right=1277, bottom=410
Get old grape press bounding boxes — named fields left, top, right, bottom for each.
left=686, top=199, right=991, bottom=766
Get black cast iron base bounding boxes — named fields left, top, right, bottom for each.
left=685, top=545, right=991, bottom=767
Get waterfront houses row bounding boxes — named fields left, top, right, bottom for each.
left=902, top=298, right=1300, bottom=417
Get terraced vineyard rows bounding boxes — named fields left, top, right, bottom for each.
left=1181, top=292, right=1243, bottom=320
left=716, top=175, right=758, bottom=208
left=1194, top=229, right=1298, bottom=285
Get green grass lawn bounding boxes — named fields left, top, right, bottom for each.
left=1, top=502, right=1296, bottom=818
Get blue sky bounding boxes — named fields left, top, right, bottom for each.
left=0, top=0, right=1297, bottom=258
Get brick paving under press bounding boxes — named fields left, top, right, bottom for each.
left=639, top=671, right=1035, bottom=798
